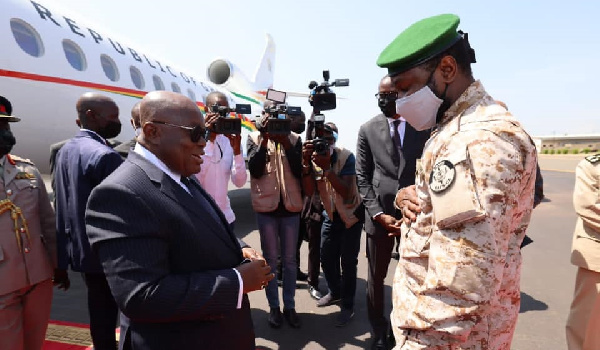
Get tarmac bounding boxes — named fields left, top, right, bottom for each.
left=46, top=154, right=590, bottom=349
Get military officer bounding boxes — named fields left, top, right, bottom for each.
left=566, top=154, right=600, bottom=350
left=0, top=95, right=69, bottom=350
left=378, top=15, right=538, bottom=349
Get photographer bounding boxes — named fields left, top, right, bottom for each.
left=247, top=100, right=303, bottom=329
left=302, top=122, right=364, bottom=327
left=195, top=92, right=247, bottom=231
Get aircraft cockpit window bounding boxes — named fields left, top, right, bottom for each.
left=152, top=75, right=165, bottom=90
left=62, top=40, right=86, bottom=71
left=130, top=66, right=145, bottom=90
left=10, top=19, right=44, bottom=57
left=100, top=54, right=119, bottom=82
left=171, top=83, right=181, bottom=93
left=187, top=89, right=196, bottom=102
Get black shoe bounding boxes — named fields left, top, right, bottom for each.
left=296, top=269, right=308, bottom=281
left=371, top=335, right=389, bottom=350
left=335, top=308, right=354, bottom=327
left=283, top=308, right=301, bottom=328
left=308, top=286, right=323, bottom=300
left=268, top=307, right=283, bottom=328
left=316, top=292, right=341, bottom=307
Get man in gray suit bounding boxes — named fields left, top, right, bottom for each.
left=86, top=91, right=273, bottom=350
left=356, top=76, right=430, bottom=350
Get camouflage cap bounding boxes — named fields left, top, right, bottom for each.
left=0, top=96, right=21, bottom=122
left=377, top=14, right=461, bottom=77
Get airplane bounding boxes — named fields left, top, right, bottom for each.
left=0, top=0, right=275, bottom=173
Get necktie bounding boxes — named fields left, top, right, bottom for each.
left=392, top=119, right=402, bottom=155
left=181, top=176, right=222, bottom=224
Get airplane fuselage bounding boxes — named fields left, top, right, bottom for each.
left=1, top=0, right=266, bottom=172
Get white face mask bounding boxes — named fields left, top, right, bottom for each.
left=395, top=85, right=443, bottom=131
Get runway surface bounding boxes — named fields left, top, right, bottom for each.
left=46, top=154, right=587, bottom=349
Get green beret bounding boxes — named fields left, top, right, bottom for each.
left=377, top=14, right=461, bottom=76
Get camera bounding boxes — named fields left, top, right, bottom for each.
left=312, top=114, right=329, bottom=155
left=306, top=70, right=348, bottom=154
left=308, top=70, right=349, bottom=112
left=209, top=103, right=251, bottom=134
left=257, top=89, right=302, bottom=135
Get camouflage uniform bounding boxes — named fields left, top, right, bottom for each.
left=391, top=81, right=537, bottom=349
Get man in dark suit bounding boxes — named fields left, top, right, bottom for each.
left=356, top=76, right=430, bottom=350
left=85, top=91, right=273, bottom=350
left=114, top=101, right=141, bottom=158
left=54, top=93, right=124, bottom=350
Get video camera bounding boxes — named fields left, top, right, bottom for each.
left=308, top=70, right=348, bottom=154
left=209, top=103, right=251, bottom=134
left=257, top=89, right=302, bottom=135
left=308, top=70, right=349, bottom=112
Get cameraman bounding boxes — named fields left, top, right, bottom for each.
left=302, top=122, right=364, bottom=327
left=195, top=92, right=247, bottom=231
left=247, top=101, right=303, bottom=329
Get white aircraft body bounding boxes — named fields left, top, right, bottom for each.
left=1, top=0, right=274, bottom=172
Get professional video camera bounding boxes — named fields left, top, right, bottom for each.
left=257, top=89, right=302, bottom=135
left=208, top=103, right=251, bottom=134
left=308, top=70, right=349, bottom=112
left=307, top=70, right=348, bottom=154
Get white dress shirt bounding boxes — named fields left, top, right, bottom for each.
left=386, top=116, right=406, bottom=147
left=195, top=134, right=247, bottom=224
left=133, top=143, right=244, bottom=308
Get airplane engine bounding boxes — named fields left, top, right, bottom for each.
left=207, top=58, right=259, bottom=104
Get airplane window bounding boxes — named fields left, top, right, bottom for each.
left=187, top=89, right=196, bottom=102
left=10, top=19, right=44, bottom=57
left=152, top=75, right=165, bottom=90
left=100, top=54, right=119, bottom=82
left=130, top=66, right=144, bottom=90
left=171, top=83, right=181, bottom=93
left=62, top=39, right=86, bottom=71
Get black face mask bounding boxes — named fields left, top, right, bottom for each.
left=0, top=129, right=16, bottom=157
left=98, top=121, right=122, bottom=140
left=378, top=96, right=397, bottom=118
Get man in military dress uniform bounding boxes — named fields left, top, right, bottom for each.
left=378, top=15, right=538, bottom=349
left=0, top=95, right=69, bottom=350
left=566, top=153, right=600, bottom=350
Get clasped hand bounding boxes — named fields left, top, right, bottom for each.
left=237, top=248, right=274, bottom=293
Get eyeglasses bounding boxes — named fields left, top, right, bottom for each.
left=150, top=120, right=208, bottom=142
left=375, top=92, right=398, bottom=99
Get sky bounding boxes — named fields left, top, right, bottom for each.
left=44, top=0, right=599, bottom=152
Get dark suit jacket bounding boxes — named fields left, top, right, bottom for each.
left=356, top=114, right=430, bottom=236
left=54, top=130, right=123, bottom=272
left=85, top=151, right=255, bottom=350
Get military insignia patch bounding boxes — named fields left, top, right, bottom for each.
left=15, top=172, right=35, bottom=180
left=429, top=160, right=455, bottom=193
left=585, top=154, right=600, bottom=164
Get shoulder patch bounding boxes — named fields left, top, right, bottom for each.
left=585, top=154, right=600, bottom=164
left=429, top=160, right=455, bottom=193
